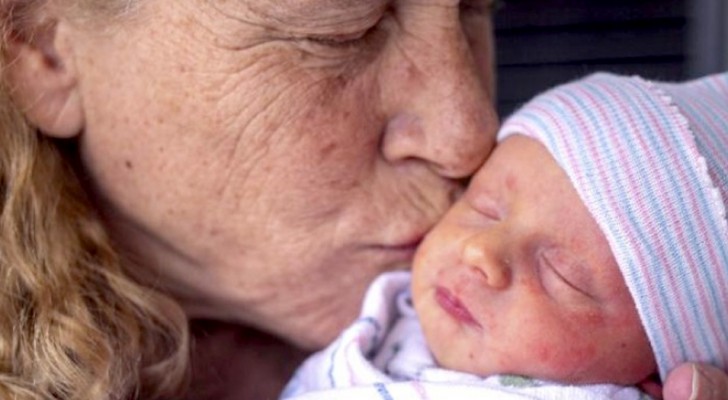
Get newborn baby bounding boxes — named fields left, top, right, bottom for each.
left=282, top=72, right=728, bottom=400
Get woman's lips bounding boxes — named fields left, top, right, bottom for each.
left=435, top=286, right=482, bottom=329
left=386, top=239, right=422, bottom=252
left=371, top=236, right=423, bottom=255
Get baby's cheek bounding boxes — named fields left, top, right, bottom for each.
left=526, top=311, right=608, bottom=381
left=578, top=310, right=606, bottom=327
left=528, top=340, right=599, bottom=375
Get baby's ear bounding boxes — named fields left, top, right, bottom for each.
left=5, top=18, right=83, bottom=138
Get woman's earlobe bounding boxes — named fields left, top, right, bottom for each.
left=5, top=20, right=84, bottom=138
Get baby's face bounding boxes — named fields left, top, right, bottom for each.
left=412, top=135, right=656, bottom=384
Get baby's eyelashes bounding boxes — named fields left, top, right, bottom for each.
left=536, top=246, right=597, bottom=303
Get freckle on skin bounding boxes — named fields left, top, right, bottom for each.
left=319, top=142, right=338, bottom=159
left=579, top=311, right=604, bottom=326
left=406, top=64, right=418, bottom=80
left=125, top=160, right=133, bottom=169
left=506, top=173, right=517, bottom=192
left=535, top=345, right=552, bottom=363
left=519, top=277, right=540, bottom=295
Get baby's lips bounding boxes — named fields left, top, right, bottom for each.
left=434, top=285, right=483, bottom=329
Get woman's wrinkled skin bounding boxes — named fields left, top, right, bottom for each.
left=18, top=0, right=497, bottom=397
left=54, top=0, right=497, bottom=347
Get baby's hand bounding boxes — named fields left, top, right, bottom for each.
left=664, top=363, right=728, bottom=400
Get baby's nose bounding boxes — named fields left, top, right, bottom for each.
left=461, top=234, right=511, bottom=289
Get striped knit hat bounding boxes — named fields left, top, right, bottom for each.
left=497, top=72, right=728, bottom=380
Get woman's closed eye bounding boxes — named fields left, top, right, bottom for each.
left=301, top=10, right=388, bottom=50
left=304, top=26, right=377, bottom=49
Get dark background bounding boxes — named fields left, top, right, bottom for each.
left=494, top=0, right=728, bottom=117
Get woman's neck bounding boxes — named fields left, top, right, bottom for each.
left=184, top=320, right=310, bottom=400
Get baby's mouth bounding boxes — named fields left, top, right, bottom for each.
left=434, top=286, right=483, bottom=329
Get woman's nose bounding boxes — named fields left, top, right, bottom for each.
left=460, top=232, right=510, bottom=289
left=378, top=10, right=498, bottom=179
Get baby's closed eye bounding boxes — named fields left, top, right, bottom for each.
left=536, top=246, right=597, bottom=303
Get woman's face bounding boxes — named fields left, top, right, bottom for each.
left=63, top=0, right=498, bottom=348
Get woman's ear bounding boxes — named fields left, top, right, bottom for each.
left=5, top=19, right=84, bottom=138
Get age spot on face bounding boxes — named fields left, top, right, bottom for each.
left=318, top=141, right=339, bottom=160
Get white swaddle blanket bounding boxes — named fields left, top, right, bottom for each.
left=281, top=271, right=648, bottom=400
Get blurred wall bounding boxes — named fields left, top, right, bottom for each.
left=493, top=0, right=723, bottom=118
left=688, top=0, right=728, bottom=77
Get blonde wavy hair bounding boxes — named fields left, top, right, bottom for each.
left=0, top=1, right=190, bottom=399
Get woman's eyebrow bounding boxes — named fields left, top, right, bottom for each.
left=248, top=0, right=386, bottom=21
left=206, top=0, right=384, bottom=40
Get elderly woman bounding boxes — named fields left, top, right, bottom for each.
left=0, top=0, right=724, bottom=399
